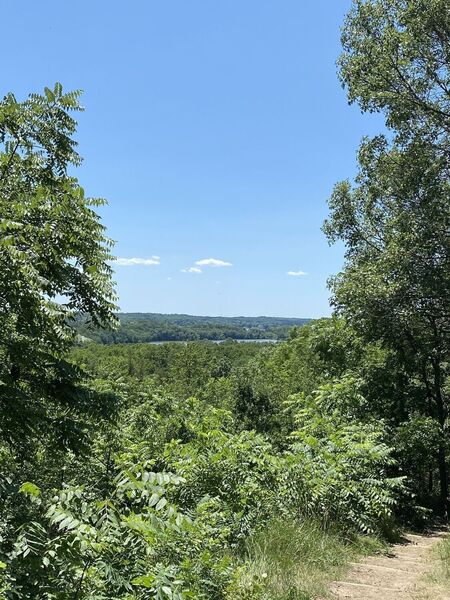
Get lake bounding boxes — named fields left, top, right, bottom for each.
left=146, top=338, right=280, bottom=345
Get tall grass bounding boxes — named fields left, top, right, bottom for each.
left=232, top=519, right=386, bottom=599
left=428, top=535, right=450, bottom=588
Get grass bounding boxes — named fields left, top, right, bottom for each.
left=424, top=534, right=450, bottom=592
left=405, top=532, right=450, bottom=600
left=232, top=518, right=387, bottom=600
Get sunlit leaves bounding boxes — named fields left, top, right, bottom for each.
left=0, top=84, right=118, bottom=451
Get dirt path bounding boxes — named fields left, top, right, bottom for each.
left=329, top=531, right=449, bottom=600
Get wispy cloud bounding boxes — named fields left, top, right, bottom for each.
left=287, top=270, right=308, bottom=276
left=114, top=256, right=160, bottom=266
left=181, top=267, right=202, bottom=274
left=195, top=258, right=232, bottom=268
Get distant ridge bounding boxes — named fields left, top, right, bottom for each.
left=74, top=312, right=311, bottom=344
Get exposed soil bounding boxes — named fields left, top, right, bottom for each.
left=329, top=531, right=449, bottom=600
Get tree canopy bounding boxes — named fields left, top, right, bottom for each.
left=339, top=0, right=450, bottom=144
left=0, top=83, right=117, bottom=449
left=327, top=0, right=450, bottom=514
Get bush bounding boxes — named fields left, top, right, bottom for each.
left=279, top=385, right=405, bottom=534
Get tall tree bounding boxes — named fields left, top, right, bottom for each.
left=327, top=1, right=450, bottom=514
left=0, top=84, right=117, bottom=451
left=339, top=0, right=450, bottom=145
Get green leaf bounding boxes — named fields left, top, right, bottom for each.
left=19, top=482, right=41, bottom=498
left=132, top=574, right=155, bottom=588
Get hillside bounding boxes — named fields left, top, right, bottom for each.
left=74, top=312, right=311, bottom=343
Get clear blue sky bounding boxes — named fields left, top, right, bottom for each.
left=4, top=1, right=384, bottom=318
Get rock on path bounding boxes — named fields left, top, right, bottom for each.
left=330, top=531, right=449, bottom=600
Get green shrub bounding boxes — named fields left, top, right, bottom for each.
left=279, top=385, right=405, bottom=534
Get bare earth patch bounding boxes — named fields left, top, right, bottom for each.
left=329, top=531, right=449, bottom=600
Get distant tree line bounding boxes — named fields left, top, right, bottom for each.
left=73, top=313, right=311, bottom=343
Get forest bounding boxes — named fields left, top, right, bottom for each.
left=74, top=313, right=310, bottom=344
left=0, top=0, right=449, bottom=598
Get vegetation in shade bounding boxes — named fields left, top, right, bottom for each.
left=0, top=0, right=449, bottom=598
left=73, top=313, right=311, bottom=344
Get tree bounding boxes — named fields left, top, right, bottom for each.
left=339, top=0, right=450, bottom=145
left=327, top=0, right=450, bottom=515
left=325, top=137, right=450, bottom=512
left=0, top=83, right=117, bottom=452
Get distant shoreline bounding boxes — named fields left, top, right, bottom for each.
left=143, top=338, right=280, bottom=345
left=74, top=313, right=311, bottom=345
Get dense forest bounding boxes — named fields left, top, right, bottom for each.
left=0, top=0, right=449, bottom=598
left=74, top=313, right=311, bottom=343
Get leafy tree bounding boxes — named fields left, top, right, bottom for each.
left=0, top=83, right=117, bottom=451
left=326, top=139, right=450, bottom=516
left=327, top=0, right=450, bottom=515
left=339, top=0, right=450, bottom=144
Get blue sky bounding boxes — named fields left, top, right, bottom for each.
left=4, top=1, right=384, bottom=317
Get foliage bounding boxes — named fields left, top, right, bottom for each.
left=1, top=322, right=409, bottom=598
left=6, top=470, right=193, bottom=598
left=0, top=83, right=117, bottom=452
left=339, top=0, right=450, bottom=144
left=282, top=386, right=404, bottom=534
left=328, top=0, right=450, bottom=516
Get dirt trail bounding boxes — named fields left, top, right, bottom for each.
left=329, top=531, right=449, bottom=600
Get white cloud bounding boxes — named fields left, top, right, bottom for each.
left=195, top=258, right=232, bottom=268
left=113, top=256, right=160, bottom=266
left=287, top=270, right=308, bottom=276
left=181, top=267, right=202, bottom=274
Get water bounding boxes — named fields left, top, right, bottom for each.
left=146, top=338, right=279, bottom=345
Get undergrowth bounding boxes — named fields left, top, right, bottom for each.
left=229, top=518, right=387, bottom=599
